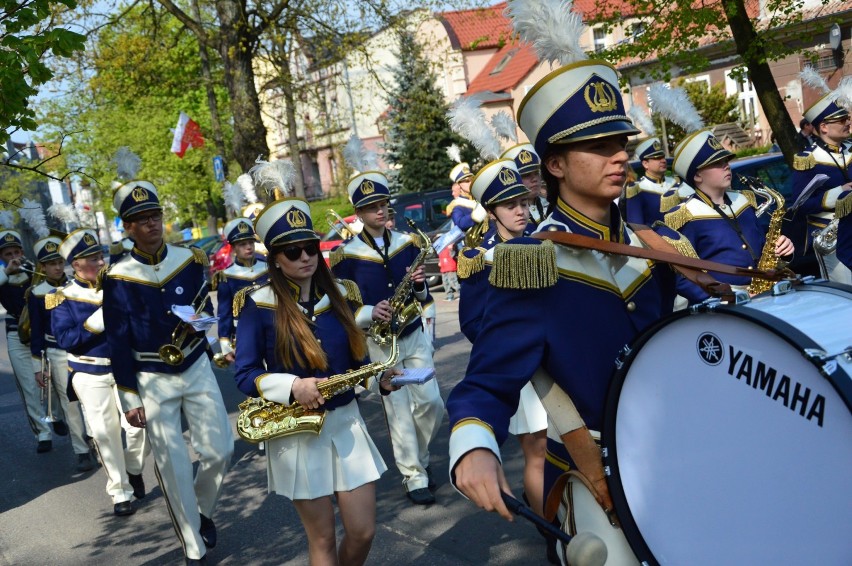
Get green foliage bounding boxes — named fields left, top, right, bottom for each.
left=383, top=31, right=476, bottom=193
left=0, top=0, right=85, bottom=146
left=657, top=80, right=740, bottom=149
left=308, top=194, right=354, bottom=233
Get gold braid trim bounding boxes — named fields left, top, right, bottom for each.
left=489, top=240, right=557, bottom=289
left=211, top=270, right=226, bottom=291
left=457, top=248, right=486, bottom=279
left=191, top=247, right=209, bottom=266
left=664, top=206, right=693, bottom=231
left=659, top=191, right=681, bottom=213
left=44, top=290, right=65, bottom=310
left=233, top=284, right=259, bottom=318
left=836, top=191, right=852, bottom=219
left=329, top=246, right=345, bottom=268
left=338, top=278, right=363, bottom=305
left=625, top=183, right=640, bottom=199
left=793, top=153, right=815, bottom=171
left=662, top=235, right=699, bottom=258
left=742, top=189, right=758, bottom=209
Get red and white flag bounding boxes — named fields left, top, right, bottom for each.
left=170, top=111, right=205, bottom=158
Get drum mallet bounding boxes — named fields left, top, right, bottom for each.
left=501, top=492, right=608, bottom=566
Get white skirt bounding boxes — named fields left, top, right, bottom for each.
left=508, top=382, right=548, bottom=435
left=266, top=399, right=387, bottom=500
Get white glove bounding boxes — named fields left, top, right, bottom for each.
left=471, top=203, right=487, bottom=223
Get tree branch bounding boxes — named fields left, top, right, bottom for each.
left=155, top=0, right=210, bottom=46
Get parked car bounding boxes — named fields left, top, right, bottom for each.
left=176, top=235, right=229, bottom=277
left=389, top=188, right=453, bottom=233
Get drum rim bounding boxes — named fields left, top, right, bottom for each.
left=602, top=282, right=851, bottom=564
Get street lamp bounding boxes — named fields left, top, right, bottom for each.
left=829, top=23, right=844, bottom=69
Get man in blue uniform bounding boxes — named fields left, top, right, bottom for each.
left=501, top=143, right=547, bottom=224
left=623, top=138, right=685, bottom=225
left=213, top=217, right=267, bottom=364
left=28, top=234, right=92, bottom=470
left=446, top=162, right=486, bottom=232
left=103, top=179, right=233, bottom=565
left=51, top=228, right=148, bottom=515
left=791, top=94, right=852, bottom=284
left=331, top=170, right=444, bottom=505
left=0, top=226, right=53, bottom=452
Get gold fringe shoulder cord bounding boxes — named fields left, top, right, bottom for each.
left=338, top=279, right=363, bottom=305
left=792, top=153, right=816, bottom=171
left=836, top=191, right=852, bottom=219
left=664, top=206, right=693, bottom=231
left=44, top=290, right=65, bottom=310
left=488, top=240, right=557, bottom=289
left=456, top=248, right=486, bottom=280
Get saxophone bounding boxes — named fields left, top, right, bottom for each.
left=367, top=219, right=433, bottom=347
left=740, top=175, right=787, bottom=295
left=237, top=332, right=399, bottom=443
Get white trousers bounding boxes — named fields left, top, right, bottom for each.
left=7, top=331, right=50, bottom=440
left=73, top=371, right=148, bottom=503
left=137, top=355, right=233, bottom=560
left=46, top=348, right=90, bottom=455
left=368, top=328, right=445, bottom=491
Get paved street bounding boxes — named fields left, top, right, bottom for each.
left=0, top=293, right=552, bottom=565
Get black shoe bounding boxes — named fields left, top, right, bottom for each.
left=113, top=500, right=135, bottom=516
left=406, top=487, right=435, bottom=505
left=128, top=473, right=146, bottom=499
left=52, top=420, right=69, bottom=436
left=76, top=452, right=95, bottom=472
left=36, top=440, right=52, bottom=453
left=199, top=514, right=217, bottom=549
left=185, top=556, right=207, bottom=566
left=426, top=466, right=436, bottom=491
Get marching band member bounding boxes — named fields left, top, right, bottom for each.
left=501, top=144, right=547, bottom=224
left=51, top=229, right=148, bottom=515
left=103, top=179, right=233, bottom=565
left=331, top=166, right=444, bottom=506
left=213, top=217, right=267, bottom=363
left=0, top=222, right=53, bottom=452
left=233, top=198, right=399, bottom=566
left=791, top=94, right=852, bottom=284
left=837, top=191, right=852, bottom=271
left=455, top=159, right=550, bottom=554
left=664, top=131, right=794, bottom=303
left=446, top=54, right=679, bottom=556
left=622, top=138, right=682, bottom=226
left=446, top=161, right=487, bottom=232
left=29, top=234, right=93, bottom=470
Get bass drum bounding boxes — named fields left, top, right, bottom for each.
left=603, top=282, right=852, bottom=565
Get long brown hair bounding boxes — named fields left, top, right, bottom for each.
left=267, top=249, right=367, bottom=371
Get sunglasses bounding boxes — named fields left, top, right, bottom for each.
left=280, top=242, right=319, bottom=261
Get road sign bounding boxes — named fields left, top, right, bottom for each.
left=213, top=155, right=225, bottom=182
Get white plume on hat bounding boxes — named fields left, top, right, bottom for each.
left=236, top=173, right=258, bottom=204
left=112, top=146, right=142, bottom=181
left=446, top=144, right=462, bottom=165
left=627, top=106, right=657, bottom=137
left=799, top=66, right=831, bottom=95
left=448, top=95, right=501, bottom=161
left=506, top=0, right=587, bottom=67
left=249, top=156, right=296, bottom=196
left=649, top=83, right=704, bottom=132
left=834, top=75, right=852, bottom=108
left=0, top=210, right=15, bottom=229
left=343, top=135, right=379, bottom=173
left=47, top=203, right=80, bottom=226
left=18, top=199, right=49, bottom=238
left=491, top=111, right=519, bottom=142
left=223, top=181, right=244, bottom=217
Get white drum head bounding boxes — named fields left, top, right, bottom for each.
left=604, top=288, right=852, bottom=565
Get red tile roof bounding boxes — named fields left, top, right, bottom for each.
left=466, top=42, right=539, bottom=95
left=438, top=2, right=511, bottom=51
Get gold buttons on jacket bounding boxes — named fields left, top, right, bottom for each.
left=626, top=301, right=636, bottom=312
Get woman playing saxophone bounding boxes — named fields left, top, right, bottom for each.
left=233, top=197, right=399, bottom=566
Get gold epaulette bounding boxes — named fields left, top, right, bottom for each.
left=233, top=284, right=261, bottom=318
left=338, top=279, right=363, bottom=305
left=836, top=191, right=852, bottom=219
left=664, top=205, right=693, bottom=231
left=742, top=189, right=758, bottom=210
left=329, top=246, right=345, bottom=268
left=109, top=241, right=124, bottom=256
left=96, top=265, right=111, bottom=291
left=662, top=234, right=699, bottom=258
left=211, top=269, right=226, bottom=291
left=625, top=183, right=640, bottom=199
left=191, top=247, right=209, bottom=266
left=793, top=153, right=816, bottom=171
left=44, top=290, right=65, bottom=310
left=456, top=248, right=486, bottom=279
left=659, top=190, right=681, bottom=213
left=489, top=240, right=557, bottom=289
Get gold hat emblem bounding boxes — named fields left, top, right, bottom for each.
left=584, top=80, right=618, bottom=113
left=499, top=168, right=518, bottom=186
left=518, top=150, right=533, bottom=165
left=45, top=242, right=58, bottom=252
left=83, top=233, right=96, bottom=246
left=652, top=140, right=661, bottom=151
left=131, top=187, right=149, bottom=202
left=4, top=234, right=16, bottom=242
left=237, top=222, right=250, bottom=233
left=707, top=136, right=723, bottom=150
left=286, top=208, right=308, bottom=228
left=361, top=179, right=375, bottom=195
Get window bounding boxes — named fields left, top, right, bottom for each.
left=593, top=28, right=607, bottom=53
left=630, top=22, right=646, bottom=38
left=490, top=49, right=518, bottom=75
left=431, top=198, right=451, bottom=222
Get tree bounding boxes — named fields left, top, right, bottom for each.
left=0, top=0, right=85, bottom=147
left=589, top=0, right=837, bottom=163
left=656, top=80, right=740, bottom=150
left=384, top=32, right=475, bottom=193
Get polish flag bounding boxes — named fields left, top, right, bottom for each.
left=170, top=112, right=205, bottom=158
